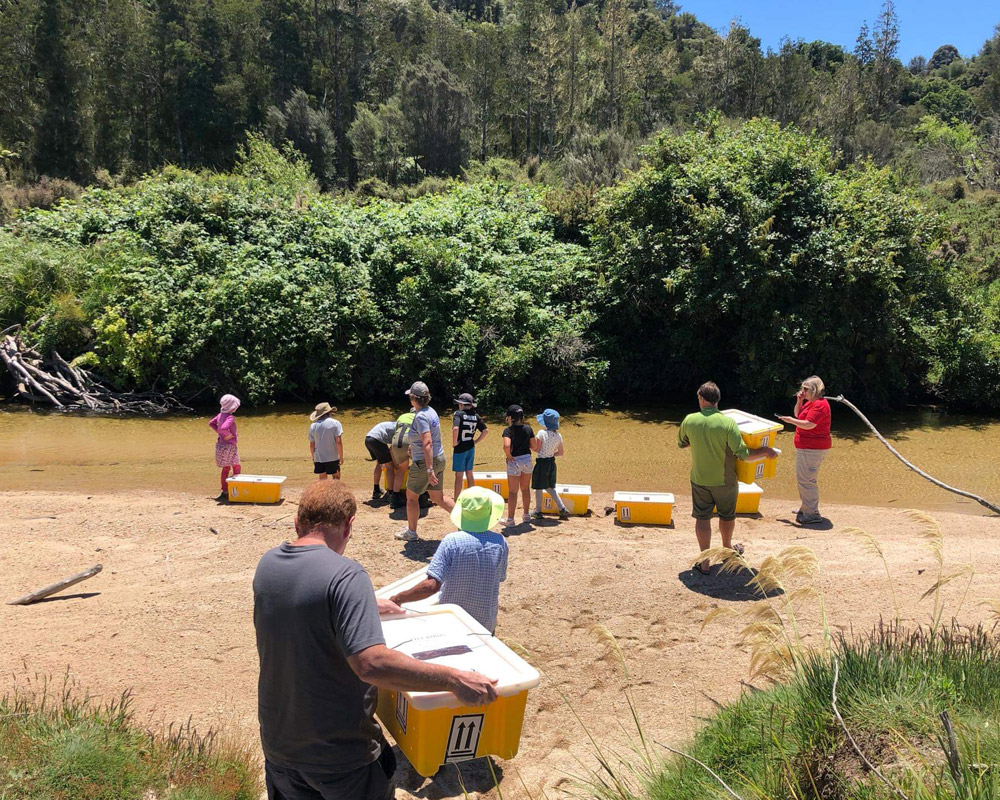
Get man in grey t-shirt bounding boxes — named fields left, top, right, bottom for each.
left=254, top=481, right=497, bottom=800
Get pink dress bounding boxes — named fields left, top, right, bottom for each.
left=210, top=413, right=240, bottom=467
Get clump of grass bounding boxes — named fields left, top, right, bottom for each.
left=626, top=623, right=1000, bottom=800
left=0, top=673, right=260, bottom=800
left=698, top=545, right=828, bottom=681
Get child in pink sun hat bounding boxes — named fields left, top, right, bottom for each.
left=209, top=394, right=241, bottom=500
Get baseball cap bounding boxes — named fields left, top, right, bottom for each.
left=506, top=404, right=524, bottom=420
left=404, top=381, right=431, bottom=399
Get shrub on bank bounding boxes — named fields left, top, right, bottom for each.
left=1, top=140, right=605, bottom=407
left=590, top=117, right=957, bottom=408
left=0, top=681, right=260, bottom=800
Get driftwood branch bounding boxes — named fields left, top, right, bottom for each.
left=0, top=328, right=190, bottom=415
left=830, top=395, right=1000, bottom=515
left=831, top=660, right=910, bottom=800
left=7, top=564, right=103, bottom=605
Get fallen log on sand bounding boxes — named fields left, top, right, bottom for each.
left=0, top=325, right=190, bottom=415
left=7, top=564, right=103, bottom=605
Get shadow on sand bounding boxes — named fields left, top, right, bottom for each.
left=394, top=752, right=503, bottom=797
left=678, top=565, right=784, bottom=602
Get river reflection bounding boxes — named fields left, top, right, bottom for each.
left=1, top=404, right=998, bottom=514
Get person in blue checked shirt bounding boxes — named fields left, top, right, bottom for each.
left=389, top=487, right=508, bottom=633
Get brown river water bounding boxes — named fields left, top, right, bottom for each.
left=2, top=404, right=999, bottom=514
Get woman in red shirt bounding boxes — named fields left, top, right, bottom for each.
left=778, top=376, right=831, bottom=524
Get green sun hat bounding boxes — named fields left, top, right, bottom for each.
left=450, top=486, right=506, bottom=533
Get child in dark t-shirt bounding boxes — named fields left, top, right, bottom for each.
left=501, top=404, right=534, bottom=527
left=452, top=393, right=488, bottom=499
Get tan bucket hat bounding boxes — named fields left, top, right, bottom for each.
left=310, top=402, right=337, bottom=422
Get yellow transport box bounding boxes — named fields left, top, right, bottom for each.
left=376, top=605, right=540, bottom=777
left=735, top=448, right=781, bottom=483
left=715, top=482, right=764, bottom=515
left=539, top=484, right=591, bottom=516
left=613, top=491, right=674, bottom=525
left=721, top=408, right=783, bottom=449
left=227, top=474, right=286, bottom=504
left=380, top=466, right=408, bottom=490
left=471, top=471, right=510, bottom=499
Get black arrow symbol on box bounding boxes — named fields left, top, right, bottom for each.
left=454, top=723, right=465, bottom=750
left=464, top=721, right=476, bottom=750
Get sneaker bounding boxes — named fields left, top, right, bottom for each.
left=372, top=487, right=384, bottom=501
left=418, top=492, right=433, bottom=509
left=530, top=510, right=543, bottom=520
left=394, top=529, right=418, bottom=541
left=558, top=509, right=570, bottom=520
left=501, top=517, right=515, bottom=527
left=522, top=514, right=532, bottom=524
left=215, top=491, right=228, bottom=501
left=798, top=514, right=823, bottom=525
left=389, top=491, right=405, bottom=509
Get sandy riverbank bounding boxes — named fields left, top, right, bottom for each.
left=2, top=488, right=998, bottom=799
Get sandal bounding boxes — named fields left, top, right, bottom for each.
left=694, top=562, right=712, bottom=575
left=731, top=543, right=745, bottom=556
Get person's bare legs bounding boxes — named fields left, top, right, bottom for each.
left=464, top=470, right=474, bottom=495
left=719, top=518, right=736, bottom=548
left=318, top=472, right=328, bottom=481
left=454, top=471, right=464, bottom=500
left=695, top=518, right=712, bottom=573
left=427, top=489, right=455, bottom=513
left=372, top=460, right=383, bottom=489
left=393, top=460, right=408, bottom=492
left=385, top=461, right=396, bottom=491
left=406, top=488, right=420, bottom=535
left=506, top=474, right=518, bottom=519
left=519, top=473, right=531, bottom=517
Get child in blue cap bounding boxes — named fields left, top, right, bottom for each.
left=531, top=408, right=569, bottom=520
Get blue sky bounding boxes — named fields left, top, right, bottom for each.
left=681, top=0, right=999, bottom=63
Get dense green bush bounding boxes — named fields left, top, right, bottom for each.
left=590, top=117, right=955, bottom=408
left=1, top=142, right=605, bottom=407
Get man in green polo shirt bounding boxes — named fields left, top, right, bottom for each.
left=678, top=381, right=777, bottom=575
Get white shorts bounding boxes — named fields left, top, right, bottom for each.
left=506, top=454, right=532, bottom=476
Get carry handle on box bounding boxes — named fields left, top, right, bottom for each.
left=721, top=408, right=783, bottom=449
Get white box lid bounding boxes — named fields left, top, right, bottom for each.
left=379, top=604, right=540, bottom=709
left=228, top=475, right=287, bottom=484
left=721, top=408, right=783, bottom=435
left=614, top=492, right=675, bottom=503
left=473, top=472, right=508, bottom=480
left=737, top=482, right=763, bottom=495
left=555, top=484, right=591, bottom=494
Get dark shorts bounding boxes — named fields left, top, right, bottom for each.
left=364, top=437, right=392, bottom=465
left=265, top=746, right=396, bottom=800
left=531, top=457, right=557, bottom=490
left=313, top=460, right=340, bottom=475
left=691, top=482, right=739, bottom=521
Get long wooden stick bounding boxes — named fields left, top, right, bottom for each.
left=7, top=564, right=103, bottom=605
left=829, top=395, right=1000, bottom=515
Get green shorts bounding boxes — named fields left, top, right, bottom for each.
left=407, top=456, right=446, bottom=495
left=691, top=482, right=739, bottom=521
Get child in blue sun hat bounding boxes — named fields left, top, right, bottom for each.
left=531, top=408, right=569, bottom=520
